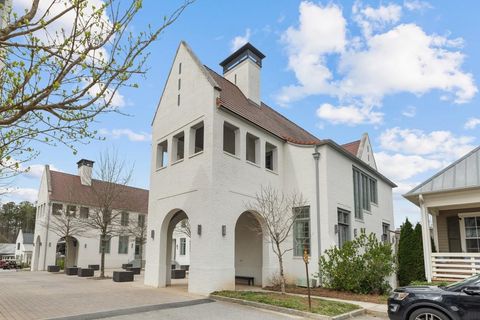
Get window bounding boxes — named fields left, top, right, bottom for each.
left=66, top=205, right=76, bottom=217
left=465, top=217, right=480, bottom=252
left=52, top=203, right=63, bottom=215
left=223, top=122, right=239, bottom=155
left=17, top=243, right=20, bottom=250
left=246, top=133, right=259, bottom=164
left=180, top=238, right=186, bottom=255
left=178, top=78, right=181, bottom=90
left=293, top=206, right=310, bottom=256
left=80, top=207, right=89, bottom=219
left=121, top=211, right=129, bottom=226
left=156, top=140, right=168, bottom=169
left=265, top=142, right=277, bottom=171
left=178, top=62, right=182, bottom=74
left=118, top=236, right=129, bottom=254
left=138, top=214, right=145, bottom=228
left=103, top=210, right=112, bottom=225
left=191, top=122, right=204, bottom=154
left=382, top=223, right=390, bottom=244
left=173, top=131, right=185, bottom=161
left=99, top=235, right=111, bottom=254
left=338, top=209, right=350, bottom=248
left=177, top=94, right=180, bottom=106
left=353, top=167, right=378, bottom=219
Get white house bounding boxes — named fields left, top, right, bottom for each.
left=404, top=145, right=480, bottom=282
left=31, top=160, right=149, bottom=271
left=172, top=223, right=191, bottom=269
left=0, top=243, right=15, bottom=261
left=15, top=229, right=34, bottom=265
left=144, top=42, right=396, bottom=295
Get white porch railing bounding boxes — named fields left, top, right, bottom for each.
left=432, top=252, right=480, bottom=280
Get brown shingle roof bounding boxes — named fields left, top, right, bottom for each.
left=206, top=67, right=322, bottom=145
left=342, top=140, right=361, bottom=156
left=49, top=170, right=148, bottom=214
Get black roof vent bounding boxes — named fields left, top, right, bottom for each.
left=219, top=42, right=266, bottom=74
left=76, top=159, right=94, bottom=168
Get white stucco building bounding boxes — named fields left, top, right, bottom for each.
left=31, top=160, right=149, bottom=271
left=145, top=42, right=396, bottom=295
left=15, top=229, right=33, bottom=265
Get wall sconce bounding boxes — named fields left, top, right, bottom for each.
left=197, top=224, right=202, bottom=236
left=48, top=242, right=51, bottom=247
left=151, top=230, right=155, bottom=239
left=334, top=225, right=338, bottom=234
left=84, top=244, right=87, bottom=249
left=222, top=225, right=226, bottom=237
left=131, top=243, right=134, bottom=248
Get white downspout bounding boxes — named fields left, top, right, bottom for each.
left=313, top=147, right=321, bottom=283
left=419, top=194, right=433, bottom=282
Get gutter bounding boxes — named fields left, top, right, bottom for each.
left=312, top=146, right=321, bottom=282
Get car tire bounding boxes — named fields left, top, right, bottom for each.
left=409, top=307, right=450, bottom=320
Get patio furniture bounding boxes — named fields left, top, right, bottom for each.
left=171, top=269, right=186, bottom=279
left=88, top=264, right=99, bottom=270
left=121, top=263, right=133, bottom=270
left=235, top=276, right=254, bottom=286
left=47, top=265, right=60, bottom=272
left=77, top=268, right=94, bottom=277
left=65, top=267, right=78, bottom=275
left=126, top=267, right=141, bottom=275
left=113, top=271, right=134, bottom=282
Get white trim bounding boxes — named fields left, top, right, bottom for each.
left=459, top=212, right=480, bottom=253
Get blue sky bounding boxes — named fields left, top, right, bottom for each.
left=4, top=0, right=480, bottom=227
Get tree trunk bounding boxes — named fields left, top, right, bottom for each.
left=100, top=249, right=105, bottom=278
left=276, top=242, right=286, bottom=294
left=64, top=237, right=70, bottom=274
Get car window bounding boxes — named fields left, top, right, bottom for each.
left=445, top=275, right=480, bottom=291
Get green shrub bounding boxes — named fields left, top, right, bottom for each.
left=317, top=232, right=395, bottom=294
left=57, top=258, right=65, bottom=270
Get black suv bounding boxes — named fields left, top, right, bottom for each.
left=388, top=275, right=480, bottom=320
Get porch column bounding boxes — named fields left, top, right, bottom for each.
left=419, top=195, right=433, bottom=282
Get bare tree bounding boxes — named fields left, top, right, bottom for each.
left=0, top=0, right=194, bottom=181
left=176, top=218, right=191, bottom=238
left=246, top=185, right=306, bottom=294
left=125, top=213, right=147, bottom=268
left=79, top=149, right=133, bottom=278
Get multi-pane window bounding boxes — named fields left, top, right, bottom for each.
left=52, top=203, right=63, bottom=215
left=246, top=133, right=259, bottom=164
left=138, top=214, right=145, bottom=228
left=223, top=122, right=239, bottom=155
left=465, top=217, right=480, bottom=252
left=99, top=235, right=111, bottom=254
left=121, top=211, right=129, bottom=226
left=293, top=206, right=310, bottom=256
left=191, top=122, right=204, bottom=154
left=382, top=223, right=391, bottom=244
left=118, top=236, right=129, bottom=254
left=156, top=140, right=168, bottom=169
left=265, top=142, right=277, bottom=171
left=338, top=209, right=350, bottom=248
left=353, top=167, right=378, bottom=219
left=80, top=207, right=89, bottom=219
left=180, top=238, right=186, bottom=255
left=66, top=205, right=76, bottom=217
left=173, top=131, right=185, bottom=161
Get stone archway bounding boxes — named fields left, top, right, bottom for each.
left=56, top=236, right=79, bottom=268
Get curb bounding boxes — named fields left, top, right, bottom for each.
left=210, top=294, right=366, bottom=320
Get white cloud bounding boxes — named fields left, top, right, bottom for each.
left=379, top=127, right=475, bottom=160
left=353, top=2, right=402, bottom=38
left=375, top=151, right=442, bottom=181
left=84, top=79, right=126, bottom=108
left=23, top=164, right=59, bottom=179
left=231, top=29, right=251, bottom=52
left=404, top=0, right=432, bottom=11
left=464, top=118, right=480, bottom=130
left=99, top=128, right=151, bottom=142
left=402, top=106, right=416, bottom=117
left=316, top=103, right=383, bottom=125
left=0, top=187, right=38, bottom=203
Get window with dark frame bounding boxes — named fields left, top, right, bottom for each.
left=293, top=206, right=310, bottom=256
left=192, top=122, right=204, bottom=154
left=180, top=237, right=186, bottom=255
left=138, top=214, right=145, bottom=228
left=52, top=203, right=63, bottom=215
left=179, top=62, right=182, bottom=74
left=66, top=205, right=76, bottom=217
left=99, top=235, right=111, bottom=254
left=173, top=131, right=185, bottom=161
left=121, top=211, right=129, bottom=226
left=223, top=122, right=238, bottom=155
left=246, top=132, right=259, bottom=164
left=178, top=78, right=181, bottom=90
left=265, top=142, right=277, bottom=171
left=382, top=223, right=390, bottom=244
left=353, top=167, right=378, bottom=219
left=338, top=208, right=350, bottom=248
left=118, top=236, right=129, bottom=254
left=80, top=207, right=89, bottom=219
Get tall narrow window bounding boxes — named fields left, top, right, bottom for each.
left=180, top=238, right=186, bottom=255
left=465, top=217, right=480, bottom=252
left=80, top=207, right=89, bottom=219
left=178, top=62, right=182, bottom=74
left=353, top=167, right=377, bottom=219
left=99, top=235, right=111, bottom=254
left=177, top=94, right=180, bottom=106
left=223, top=122, right=239, bottom=155
left=191, top=122, right=204, bottom=154
left=338, top=209, right=350, bottom=248
left=246, top=133, right=259, bottom=164
left=121, top=211, right=129, bottom=226
left=293, top=206, right=310, bottom=256
left=265, top=142, right=277, bottom=171
left=178, top=78, right=181, bottom=90
left=118, top=236, right=129, bottom=254
left=173, top=131, right=185, bottom=161
left=156, top=140, right=168, bottom=169
left=138, top=214, right=145, bottom=228
left=382, top=223, right=390, bottom=244
left=370, top=178, right=378, bottom=204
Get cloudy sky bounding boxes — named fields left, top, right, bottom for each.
left=3, top=0, right=480, bottom=227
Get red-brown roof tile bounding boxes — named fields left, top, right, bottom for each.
left=49, top=170, right=148, bottom=214
left=206, top=67, right=322, bottom=145
left=342, top=140, right=361, bottom=156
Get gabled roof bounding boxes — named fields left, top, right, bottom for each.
left=0, top=243, right=15, bottom=255
left=22, top=232, right=34, bottom=244
left=49, top=170, right=149, bottom=214
left=404, top=145, right=480, bottom=199
left=342, top=140, right=361, bottom=156
left=206, top=67, right=322, bottom=145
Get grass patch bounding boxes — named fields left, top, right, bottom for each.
left=212, top=290, right=360, bottom=316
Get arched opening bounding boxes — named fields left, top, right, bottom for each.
left=32, top=236, right=41, bottom=271
left=160, top=209, right=191, bottom=291
left=235, top=211, right=265, bottom=288
left=56, top=236, right=79, bottom=269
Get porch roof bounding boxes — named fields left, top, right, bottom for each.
left=404, top=145, right=480, bottom=203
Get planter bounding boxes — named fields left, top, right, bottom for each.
left=113, top=271, right=134, bottom=282
left=88, top=264, right=99, bottom=271
left=77, top=268, right=94, bottom=277
left=47, top=265, right=61, bottom=272
left=171, top=269, right=186, bottom=279
left=121, top=263, right=133, bottom=270
left=126, top=267, right=141, bottom=275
